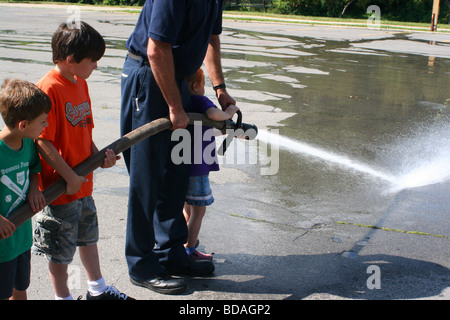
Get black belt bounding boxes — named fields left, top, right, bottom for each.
left=127, top=51, right=186, bottom=81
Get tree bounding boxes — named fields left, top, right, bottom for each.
left=447, top=0, right=450, bottom=23
left=340, top=0, right=358, bottom=17
left=324, top=0, right=337, bottom=17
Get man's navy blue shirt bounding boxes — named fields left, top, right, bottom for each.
left=126, top=0, right=223, bottom=77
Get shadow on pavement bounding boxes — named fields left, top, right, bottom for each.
left=188, top=252, right=450, bottom=300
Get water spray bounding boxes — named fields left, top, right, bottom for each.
left=257, top=128, right=450, bottom=193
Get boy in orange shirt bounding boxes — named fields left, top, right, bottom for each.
left=33, top=21, right=133, bottom=300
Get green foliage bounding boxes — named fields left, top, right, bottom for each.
left=33, top=0, right=450, bottom=23
left=269, top=0, right=449, bottom=23
left=271, top=0, right=328, bottom=16
left=49, top=0, right=145, bottom=5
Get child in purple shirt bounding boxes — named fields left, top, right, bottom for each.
left=184, top=68, right=239, bottom=260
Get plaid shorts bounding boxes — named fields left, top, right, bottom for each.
left=185, top=175, right=214, bottom=206
left=32, top=196, right=98, bottom=264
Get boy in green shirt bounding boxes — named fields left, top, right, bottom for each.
left=0, top=78, right=50, bottom=300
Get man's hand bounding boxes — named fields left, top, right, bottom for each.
left=169, top=107, right=189, bottom=130
left=216, top=89, right=236, bottom=111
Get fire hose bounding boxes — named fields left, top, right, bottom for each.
left=6, top=112, right=257, bottom=229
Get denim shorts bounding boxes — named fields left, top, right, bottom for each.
left=185, top=175, right=214, bottom=206
left=0, top=250, right=31, bottom=299
left=32, top=196, right=98, bottom=264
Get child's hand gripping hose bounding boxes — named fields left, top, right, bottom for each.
left=217, top=110, right=258, bottom=156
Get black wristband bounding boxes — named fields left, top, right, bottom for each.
left=213, top=83, right=226, bottom=91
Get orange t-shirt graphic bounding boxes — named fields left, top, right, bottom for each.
left=37, top=69, right=94, bottom=205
